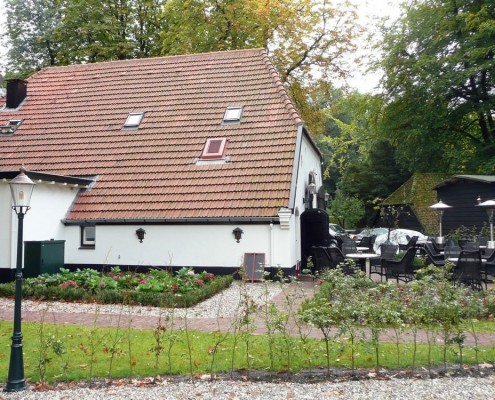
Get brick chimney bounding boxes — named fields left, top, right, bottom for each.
left=6, top=79, right=28, bottom=109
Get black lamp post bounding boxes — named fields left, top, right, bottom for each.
left=5, top=167, right=35, bottom=392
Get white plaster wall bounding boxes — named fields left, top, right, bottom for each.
left=288, top=134, right=324, bottom=267
left=0, top=180, right=80, bottom=269
left=64, top=223, right=294, bottom=270
left=0, top=184, right=13, bottom=269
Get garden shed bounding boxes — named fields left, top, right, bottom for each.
left=377, top=173, right=450, bottom=234
left=434, top=175, right=495, bottom=235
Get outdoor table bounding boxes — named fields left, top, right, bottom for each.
left=447, top=257, right=487, bottom=264
left=356, top=246, right=369, bottom=252
left=345, top=253, right=380, bottom=277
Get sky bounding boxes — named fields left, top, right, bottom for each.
left=0, top=0, right=402, bottom=92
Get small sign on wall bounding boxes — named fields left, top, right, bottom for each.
left=243, top=253, right=265, bottom=282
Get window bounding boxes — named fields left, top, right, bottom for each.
left=123, top=112, right=144, bottom=129
left=223, top=106, right=243, bottom=123
left=80, top=226, right=95, bottom=248
left=0, top=119, right=23, bottom=134
left=200, top=138, right=227, bottom=160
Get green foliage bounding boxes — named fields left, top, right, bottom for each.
left=0, top=267, right=232, bottom=308
left=378, top=0, right=495, bottom=173
left=328, top=187, right=365, bottom=229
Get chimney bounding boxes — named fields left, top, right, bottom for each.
left=6, top=79, right=28, bottom=109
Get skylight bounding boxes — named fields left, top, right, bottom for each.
left=200, top=138, right=227, bottom=160
left=0, top=119, right=23, bottom=134
left=223, top=106, right=243, bottom=123
left=123, top=112, right=144, bottom=129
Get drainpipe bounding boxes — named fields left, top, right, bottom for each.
left=269, top=223, right=274, bottom=271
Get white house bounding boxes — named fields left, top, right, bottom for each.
left=0, top=49, right=324, bottom=279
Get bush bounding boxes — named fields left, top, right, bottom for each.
left=0, top=267, right=233, bottom=308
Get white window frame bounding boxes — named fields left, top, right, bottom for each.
left=123, top=112, right=144, bottom=129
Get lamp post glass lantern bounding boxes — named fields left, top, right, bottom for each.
left=429, top=200, right=452, bottom=245
left=6, top=167, right=35, bottom=392
left=477, top=199, right=495, bottom=249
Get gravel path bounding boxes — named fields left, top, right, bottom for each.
left=2, top=376, right=495, bottom=399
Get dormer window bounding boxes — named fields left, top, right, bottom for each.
left=123, top=112, right=144, bottom=129
left=201, top=138, right=227, bottom=160
left=0, top=119, right=23, bottom=134
left=223, top=106, right=243, bottom=123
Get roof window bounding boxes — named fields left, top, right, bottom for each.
left=0, top=119, right=23, bottom=134
left=200, top=138, right=227, bottom=160
left=123, top=112, right=144, bottom=129
left=223, top=106, right=243, bottom=123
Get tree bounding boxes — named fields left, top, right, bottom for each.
left=3, top=0, right=66, bottom=75
left=379, top=0, right=495, bottom=173
left=328, top=187, right=365, bottom=229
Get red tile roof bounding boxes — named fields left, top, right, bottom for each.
left=0, top=49, right=306, bottom=221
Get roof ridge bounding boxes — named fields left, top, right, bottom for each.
left=35, top=48, right=266, bottom=73
left=260, top=49, right=302, bottom=126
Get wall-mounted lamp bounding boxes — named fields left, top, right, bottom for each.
left=232, top=227, right=243, bottom=243
left=308, top=181, right=316, bottom=195
left=135, top=228, right=146, bottom=243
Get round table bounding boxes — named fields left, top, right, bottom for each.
left=345, top=253, right=380, bottom=277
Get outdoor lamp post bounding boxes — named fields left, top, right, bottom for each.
left=5, top=167, right=35, bottom=392
left=429, top=200, right=452, bottom=245
left=477, top=199, right=495, bottom=249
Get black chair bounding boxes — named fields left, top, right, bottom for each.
left=358, top=235, right=375, bottom=249
left=477, top=236, right=488, bottom=247
left=421, top=242, right=445, bottom=267
left=371, top=243, right=398, bottom=281
left=481, top=249, right=495, bottom=281
left=382, top=247, right=417, bottom=284
left=429, top=237, right=443, bottom=253
left=327, top=247, right=356, bottom=275
left=444, top=245, right=461, bottom=262
left=399, top=235, right=419, bottom=252
left=342, top=241, right=358, bottom=255
left=309, top=246, right=334, bottom=272
left=452, top=250, right=486, bottom=290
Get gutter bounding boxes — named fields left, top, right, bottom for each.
left=62, top=217, right=280, bottom=226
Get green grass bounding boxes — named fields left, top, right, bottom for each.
left=0, top=320, right=494, bottom=385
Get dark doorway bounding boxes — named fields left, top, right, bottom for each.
left=300, top=208, right=331, bottom=270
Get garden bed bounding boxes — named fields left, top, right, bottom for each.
left=0, top=267, right=233, bottom=308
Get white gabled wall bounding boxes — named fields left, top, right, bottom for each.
left=0, top=180, right=81, bottom=269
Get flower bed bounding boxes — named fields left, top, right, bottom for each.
left=0, top=267, right=233, bottom=308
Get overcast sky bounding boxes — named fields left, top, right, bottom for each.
left=0, top=0, right=402, bottom=92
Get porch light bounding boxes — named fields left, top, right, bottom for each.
left=429, top=200, right=452, bottom=244
left=233, top=227, right=243, bottom=243
left=135, top=228, right=146, bottom=243
left=477, top=199, right=495, bottom=249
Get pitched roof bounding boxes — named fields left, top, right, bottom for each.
left=382, top=173, right=450, bottom=234
left=0, top=49, right=308, bottom=222
left=435, top=175, right=495, bottom=188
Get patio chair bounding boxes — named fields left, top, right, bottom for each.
left=342, top=241, right=358, bottom=255
left=482, top=249, right=495, bottom=282
left=399, top=236, right=419, bottom=252
left=452, top=250, right=486, bottom=290
left=309, top=246, right=334, bottom=272
left=429, top=237, right=443, bottom=253
left=371, top=243, right=398, bottom=281
left=444, top=245, right=461, bottom=261
left=381, top=246, right=417, bottom=284
left=358, top=235, right=375, bottom=249
left=327, top=247, right=356, bottom=275
left=477, top=236, right=488, bottom=247
left=421, top=242, right=445, bottom=267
